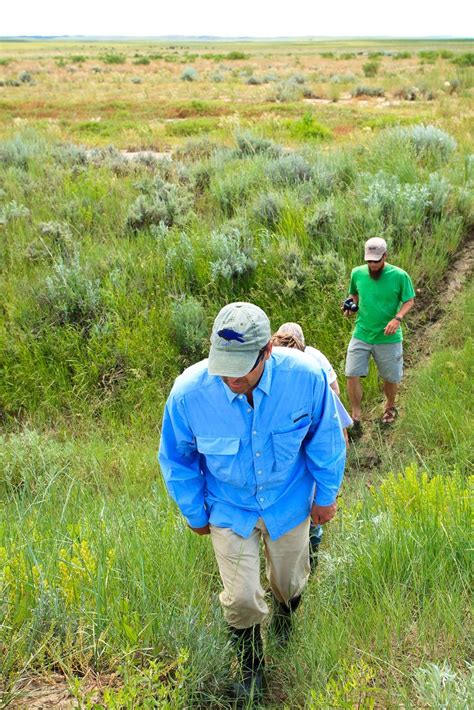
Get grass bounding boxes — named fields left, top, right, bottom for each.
left=0, top=36, right=473, bottom=708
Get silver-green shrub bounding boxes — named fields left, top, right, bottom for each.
left=171, top=296, right=208, bottom=358
left=272, top=80, right=305, bottom=102
left=265, top=153, right=314, bottom=186
left=126, top=177, right=194, bottom=231
left=305, top=200, right=336, bottom=240
left=252, top=192, right=284, bottom=228
left=362, top=171, right=432, bottom=225
left=392, top=125, right=457, bottom=163
left=38, top=257, right=103, bottom=328
left=181, top=67, right=198, bottom=82
left=234, top=131, right=283, bottom=158
left=414, top=661, right=473, bottom=710
left=0, top=429, right=74, bottom=493
left=209, top=226, right=257, bottom=280
left=0, top=200, right=30, bottom=225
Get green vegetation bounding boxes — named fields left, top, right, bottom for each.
left=0, top=36, right=473, bottom=708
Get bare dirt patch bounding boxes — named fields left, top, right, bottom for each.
left=6, top=672, right=121, bottom=709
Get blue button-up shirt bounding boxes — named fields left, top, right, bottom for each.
left=158, top=348, right=346, bottom=540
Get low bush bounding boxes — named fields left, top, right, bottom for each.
left=133, top=56, right=150, bottom=65
left=181, top=67, right=198, bottom=82
left=35, top=257, right=103, bottom=329
left=226, top=51, right=248, bottom=60
left=395, top=124, right=457, bottom=164
left=171, top=296, right=208, bottom=359
left=18, top=71, right=34, bottom=84
left=36, top=221, right=75, bottom=258
left=305, top=200, right=336, bottom=240
left=265, top=153, right=314, bottom=186
left=451, top=52, right=474, bottom=67
left=330, top=73, right=357, bottom=83
left=311, top=153, right=356, bottom=196
left=362, top=60, right=380, bottom=77
left=289, top=112, right=332, bottom=141
left=393, top=86, right=419, bottom=101
left=0, top=429, right=75, bottom=494
left=252, top=192, right=284, bottom=228
left=0, top=200, right=30, bottom=225
left=126, top=178, right=194, bottom=232
left=272, top=80, right=305, bottom=102
left=419, top=50, right=439, bottom=63
left=165, top=118, right=216, bottom=137
left=209, top=225, right=257, bottom=281
left=352, top=85, right=385, bottom=97
left=100, top=52, right=126, bottom=65
left=234, top=131, right=283, bottom=158
left=414, top=661, right=474, bottom=709
left=174, top=137, right=221, bottom=162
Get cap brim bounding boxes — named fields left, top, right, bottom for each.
left=208, top=345, right=259, bottom=377
left=364, top=251, right=384, bottom=260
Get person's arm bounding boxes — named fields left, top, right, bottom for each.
left=304, top=371, right=346, bottom=524
left=158, top=393, right=210, bottom=534
left=343, top=268, right=359, bottom=317
left=330, top=379, right=340, bottom=396
left=384, top=298, right=415, bottom=335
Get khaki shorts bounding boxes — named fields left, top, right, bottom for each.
left=210, top=517, right=310, bottom=629
left=345, top=337, right=403, bottom=384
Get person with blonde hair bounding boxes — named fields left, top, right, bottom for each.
left=272, top=322, right=352, bottom=570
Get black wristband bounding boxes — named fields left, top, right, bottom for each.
left=394, top=316, right=403, bottom=322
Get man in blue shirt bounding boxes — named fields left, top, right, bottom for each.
left=159, top=302, right=346, bottom=701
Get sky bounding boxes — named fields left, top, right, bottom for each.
left=2, top=0, right=473, bottom=38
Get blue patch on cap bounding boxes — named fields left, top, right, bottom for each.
left=218, top=328, right=245, bottom=343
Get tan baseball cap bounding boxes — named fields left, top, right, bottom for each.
left=364, top=237, right=387, bottom=261
left=208, top=302, right=271, bottom=377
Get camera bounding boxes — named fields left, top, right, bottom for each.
left=342, top=297, right=359, bottom=313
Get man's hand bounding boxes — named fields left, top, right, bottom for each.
left=311, top=502, right=337, bottom=525
left=384, top=318, right=401, bottom=335
left=189, top=524, right=210, bottom=536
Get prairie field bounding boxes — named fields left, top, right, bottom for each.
left=0, top=38, right=473, bottom=708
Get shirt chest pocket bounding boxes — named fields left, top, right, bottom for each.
left=272, top=420, right=311, bottom=472
left=195, top=436, right=244, bottom=486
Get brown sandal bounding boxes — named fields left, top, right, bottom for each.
left=381, top=407, right=398, bottom=425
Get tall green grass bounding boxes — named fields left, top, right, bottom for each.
left=0, top=124, right=473, bottom=706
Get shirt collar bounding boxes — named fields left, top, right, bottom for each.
left=219, top=356, right=273, bottom=403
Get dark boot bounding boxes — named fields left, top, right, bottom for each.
left=228, top=624, right=265, bottom=704
left=270, top=594, right=302, bottom=645
left=309, top=523, right=323, bottom=574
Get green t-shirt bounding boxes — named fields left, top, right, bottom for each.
left=349, top=263, right=415, bottom=344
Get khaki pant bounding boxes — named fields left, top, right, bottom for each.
left=210, top=517, right=311, bottom=629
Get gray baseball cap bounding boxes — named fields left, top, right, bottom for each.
left=364, top=237, right=387, bottom=261
left=208, top=302, right=271, bottom=377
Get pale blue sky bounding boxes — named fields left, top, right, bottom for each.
left=3, top=0, right=473, bottom=38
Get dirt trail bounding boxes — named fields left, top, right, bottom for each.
left=405, top=233, right=474, bottom=367
left=350, top=233, right=474, bottom=466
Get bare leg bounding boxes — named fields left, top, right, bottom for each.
left=346, top=376, right=363, bottom=421
left=383, top=381, right=398, bottom=411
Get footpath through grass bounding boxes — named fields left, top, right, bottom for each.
left=0, top=287, right=472, bottom=707
left=0, top=123, right=473, bottom=706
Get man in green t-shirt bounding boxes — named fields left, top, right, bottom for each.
left=344, top=237, right=415, bottom=433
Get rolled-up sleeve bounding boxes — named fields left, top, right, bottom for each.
left=158, top=392, right=209, bottom=529
left=304, top=372, right=346, bottom=506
